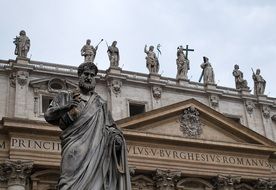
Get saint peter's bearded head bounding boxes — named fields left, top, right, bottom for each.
left=78, top=62, right=98, bottom=93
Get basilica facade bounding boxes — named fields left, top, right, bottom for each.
left=0, top=33, right=276, bottom=190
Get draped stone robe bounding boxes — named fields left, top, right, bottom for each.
left=45, top=92, right=132, bottom=190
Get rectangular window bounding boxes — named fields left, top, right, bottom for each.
left=42, top=96, right=54, bottom=113
left=129, top=103, right=145, bottom=117
left=228, top=117, right=240, bottom=124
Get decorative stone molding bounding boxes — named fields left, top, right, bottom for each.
left=17, top=71, right=29, bottom=86
left=0, top=164, right=8, bottom=182
left=154, top=169, right=181, bottom=190
left=109, top=79, right=122, bottom=96
left=235, top=183, right=254, bottom=190
left=209, top=94, right=219, bottom=108
left=152, top=86, right=162, bottom=100
left=245, top=100, right=255, bottom=114
left=179, top=106, right=203, bottom=138
left=262, top=105, right=271, bottom=119
left=213, top=174, right=241, bottom=190
left=131, top=175, right=154, bottom=190
left=0, top=160, right=33, bottom=189
left=254, top=178, right=276, bottom=190
left=176, top=177, right=214, bottom=190
left=30, top=78, right=78, bottom=93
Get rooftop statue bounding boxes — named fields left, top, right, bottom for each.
left=176, top=45, right=190, bottom=80
left=252, top=68, right=266, bottom=95
left=107, top=41, right=120, bottom=67
left=81, top=39, right=103, bottom=63
left=44, top=62, right=132, bottom=190
left=13, top=30, right=30, bottom=58
left=199, top=56, right=215, bottom=84
left=144, top=44, right=159, bottom=74
left=232, top=64, right=249, bottom=90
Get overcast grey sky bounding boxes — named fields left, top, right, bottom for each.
left=1, top=0, right=276, bottom=97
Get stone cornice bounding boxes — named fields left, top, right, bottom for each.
left=1, top=59, right=276, bottom=105
left=2, top=117, right=60, bottom=136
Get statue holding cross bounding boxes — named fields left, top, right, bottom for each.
left=176, top=45, right=194, bottom=80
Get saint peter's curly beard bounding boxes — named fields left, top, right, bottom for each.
left=79, top=76, right=96, bottom=93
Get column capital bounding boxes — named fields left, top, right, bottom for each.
left=154, top=169, right=181, bottom=190
left=0, top=160, right=33, bottom=188
left=254, top=178, right=276, bottom=190
left=214, top=174, right=241, bottom=190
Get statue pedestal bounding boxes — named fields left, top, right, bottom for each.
left=16, top=57, right=30, bottom=64
left=257, top=94, right=268, bottom=101
left=205, top=83, right=217, bottom=90
left=148, top=73, right=161, bottom=81
left=177, top=78, right=190, bottom=86
left=240, top=88, right=251, bottom=95
left=106, top=66, right=122, bottom=75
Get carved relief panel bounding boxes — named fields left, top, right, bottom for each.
left=179, top=106, right=203, bottom=138
left=108, top=79, right=122, bottom=96
left=152, top=86, right=162, bottom=100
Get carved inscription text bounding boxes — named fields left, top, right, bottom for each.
left=127, top=145, right=274, bottom=170
left=10, top=137, right=61, bottom=152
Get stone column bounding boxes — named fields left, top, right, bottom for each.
left=0, top=160, right=33, bottom=190
left=153, top=169, right=181, bottom=190
left=214, top=174, right=241, bottom=190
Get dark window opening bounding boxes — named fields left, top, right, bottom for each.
left=50, top=82, right=63, bottom=90
left=129, top=103, right=145, bottom=117
left=42, top=96, right=54, bottom=113
left=227, top=117, right=240, bottom=124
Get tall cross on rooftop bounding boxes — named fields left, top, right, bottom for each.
left=184, top=45, right=194, bottom=59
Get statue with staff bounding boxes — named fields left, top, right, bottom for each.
left=81, top=39, right=103, bottom=63
left=144, top=44, right=160, bottom=74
